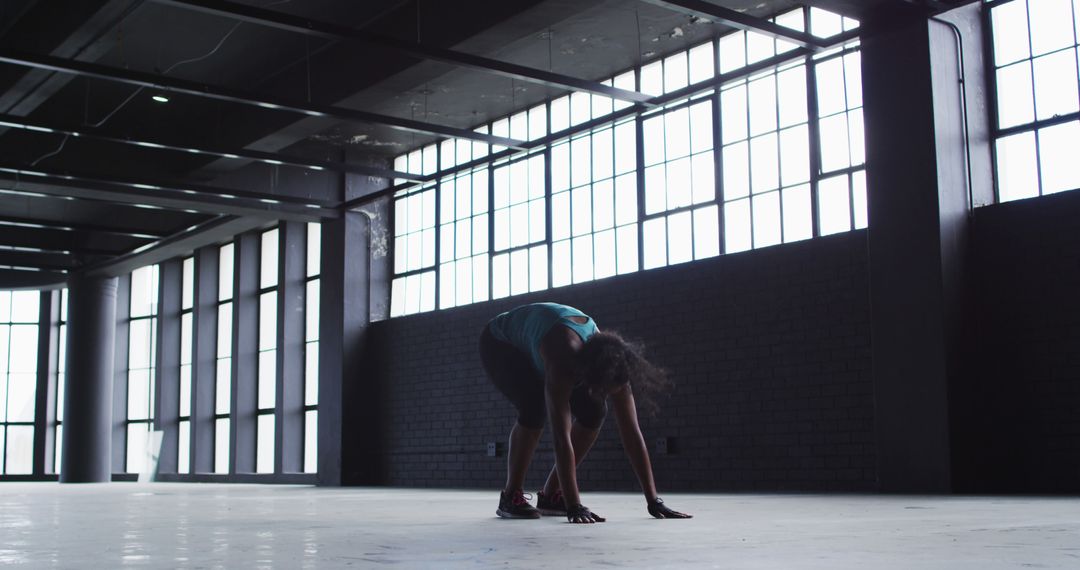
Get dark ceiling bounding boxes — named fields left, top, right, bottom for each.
left=0, top=0, right=971, bottom=289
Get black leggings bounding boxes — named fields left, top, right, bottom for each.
left=479, top=325, right=606, bottom=430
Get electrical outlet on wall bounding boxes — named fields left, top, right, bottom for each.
left=655, top=437, right=670, bottom=455
left=486, top=442, right=498, bottom=457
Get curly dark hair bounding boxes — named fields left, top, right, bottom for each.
left=573, top=331, right=672, bottom=415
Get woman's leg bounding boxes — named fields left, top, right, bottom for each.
left=541, top=421, right=600, bottom=497
left=505, top=421, right=543, bottom=493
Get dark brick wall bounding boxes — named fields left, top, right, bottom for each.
left=957, top=190, right=1080, bottom=493
left=360, top=230, right=877, bottom=492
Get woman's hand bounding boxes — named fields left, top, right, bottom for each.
left=647, top=497, right=692, bottom=519
left=566, top=503, right=606, bottom=524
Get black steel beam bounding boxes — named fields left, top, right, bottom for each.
left=639, top=0, right=833, bottom=50
left=0, top=113, right=423, bottom=182
left=80, top=215, right=268, bottom=278
left=150, top=0, right=654, bottom=106
left=0, top=50, right=527, bottom=149
left=0, top=249, right=80, bottom=271
left=0, top=215, right=167, bottom=239
left=0, top=227, right=129, bottom=256
left=0, top=165, right=338, bottom=222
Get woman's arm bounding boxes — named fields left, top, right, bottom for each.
left=540, top=326, right=604, bottom=523
left=611, top=386, right=692, bottom=519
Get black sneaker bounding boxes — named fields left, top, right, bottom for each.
left=535, top=489, right=567, bottom=516
left=496, top=490, right=541, bottom=519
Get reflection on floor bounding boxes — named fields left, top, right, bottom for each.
left=0, top=483, right=1077, bottom=568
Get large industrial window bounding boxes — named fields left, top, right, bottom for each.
left=126, top=264, right=159, bottom=474
left=389, top=7, right=863, bottom=317
left=178, top=257, right=193, bottom=474
left=304, top=222, right=320, bottom=473
left=215, top=243, right=233, bottom=474
left=53, top=289, right=67, bottom=474
left=0, top=290, right=38, bottom=475
left=257, top=228, right=278, bottom=474
left=987, top=0, right=1080, bottom=202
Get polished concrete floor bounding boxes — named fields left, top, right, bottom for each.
left=0, top=483, right=1078, bottom=568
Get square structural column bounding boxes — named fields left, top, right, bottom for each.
left=861, top=5, right=991, bottom=492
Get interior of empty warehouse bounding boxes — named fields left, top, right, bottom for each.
left=0, top=0, right=1078, bottom=563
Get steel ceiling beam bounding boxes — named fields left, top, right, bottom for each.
left=0, top=249, right=80, bottom=271
left=638, top=0, right=834, bottom=50
left=0, top=165, right=338, bottom=222
left=0, top=113, right=423, bottom=182
left=149, top=0, right=654, bottom=106
left=0, top=215, right=167, bottom=239
left=0, top=50, right=527, bottom=150
left=80, top=215, right=268, bottom=278
left=0, top=228, right=128, bottom=256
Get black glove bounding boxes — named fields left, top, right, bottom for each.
left=647, top=497, right=692, bottom=519
left=566, top=503, right=606, bottom=524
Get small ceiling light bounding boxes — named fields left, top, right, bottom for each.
left=152, top=94, right=169, bottom=103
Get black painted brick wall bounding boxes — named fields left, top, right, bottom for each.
left=962, top=191, right=1080, bottom=493
left=362, top=231, right=876, bottom=492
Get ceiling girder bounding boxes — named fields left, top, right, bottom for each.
left=0, top=50, right=527, bottom=150
left=0, top=249, right=80, bottom=271
left=81, top=215, right=268, bottom=278
left=0, top=215, right=167, bottom=239
left=149, top=0, right=654, bottom=106
left=0, top=166, right=338, bottom=222
left=638, top=0, right=834, bottom=50
left=0, top=113, right=423, bottom=182
left=0, top=227, right=129, bottom=256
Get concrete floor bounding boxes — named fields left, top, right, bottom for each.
left=0, top=484, right=1078, bottom=568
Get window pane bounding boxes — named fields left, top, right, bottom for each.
left=5, top=425, right=33, bottom=475
left=128, top=319, right=151, bottom=370
left=179, top=364, right=191, bottom=418
left=819, top=113, right=851, bottom=172
left=750, top=133, right=780, bottom=194
left=259, top=350, right=276, bottom=410
left=719, top=32, right=747, bottom=74
left=305, top=342, right=319, bottom=407
left=996, top=131, right=1039, bottom=202
left=614, top=121, right=637, bottom=175
left=1028, top=0, right=1075, bottom=56
left=304, top=410, right=318, bottom=473
left=782, top=184, right=813, bottom=242
left=721, top=85, right=748, bottom=144
left=1032, top=51, right=1080, bottom=121
left=752, top=191, right=782, bottom=248
left=216, top=358, right=231, bottom=415
left=7, top=373, right=36, bottom=422
left=260, top=229, right=279, bottom=289
left=748, top=75, right=777, bottom=136
left=257, top=414, right=275, bottom=474
left=780, top=125, right=811, bottom=186
left=819, top=175, right=852, bottom=235
left=9, top=291, right=38, bottom=324
left=306, top=280, right=319, bottom=343
left=181, top=259, right=194, bottom=311
left=777, top=66, right=808, bottom=127
left=215, top=418, right=230, bottom=474
left=130, top=266, right=158, bottom=318
left=259, top=292, right=277, bottom=352
left=1039, top=121, right=1080, bottom=194
left=126, top=423, right=149, bottom=474
left=594, top=229, right=616, bottom=280
left=593, top=128, right=614, bottom=181
left=643, top=217, right=667, bottom=269
left=510, top=249, right=530, bottom=295
left=218, top=244, right=234, bottom=301
left=492, top=254, right=510, bottom=298
left=689, top=42, right=715, bottom=84
left=852, top=171, right=868, bottom=230
left=668, top=211, right=694, bottom=265
left=529, top=246, right=548, bottom=292
left=180, top=313, right=192, bottom=366
left=217, top=303, right=232, bottom=358
left=816, top=57, right=846, bottom=117
left=306, top=223, right=321, bottom=277
left=552, top=242, right=571, bottom=288
left=8, top=325, right=37, bottom=373
left=693, top=205, right=720, bottom=260
left=725, top=198, right=752, bottom=253
left=664, top=51, right=689, bottom=93
left=991, top=0, right=1030, bottom=66
left=723, top=142, right=750, bottom=200
left=178, top=420, right=190, bottom=474
left=996, top=62, right=1035, bottom=129
left=616, top=224, right=639, bottom=275
left=127, top=369, right=151, bottom=420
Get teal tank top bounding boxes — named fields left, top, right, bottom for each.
left=487, top=303, right=598, bottom=375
